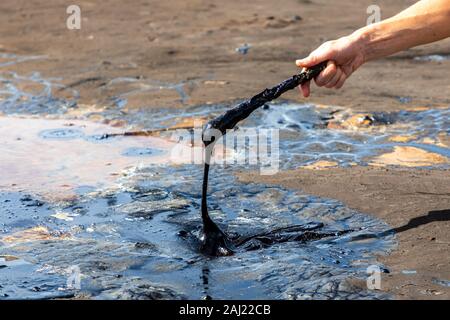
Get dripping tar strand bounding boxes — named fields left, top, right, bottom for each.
left=199, top=61, right=328, bottom=256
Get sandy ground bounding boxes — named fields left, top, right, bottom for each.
left=238, top=167, right=450, bottom=299
left=0, top=0, right=449, bottom=299
left=1, top=0, right=450, bottom=111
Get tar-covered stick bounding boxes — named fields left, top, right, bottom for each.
left=200, top=61, right=328, bottom=256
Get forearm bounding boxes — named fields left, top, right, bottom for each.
left=296, top=0, right=450, bottom=95
left=354, top=0, right=450, bottom=62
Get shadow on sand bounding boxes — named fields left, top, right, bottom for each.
left=349, top=209, right=450, bottom=241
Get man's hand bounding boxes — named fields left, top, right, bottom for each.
left=296, top=34, right=366, bottom=97
left=295, top=0, right=450, bottom=98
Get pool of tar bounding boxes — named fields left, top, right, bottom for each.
left=0, top=56, right=448, bottom=299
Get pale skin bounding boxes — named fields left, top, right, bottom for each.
left=297, top=0, right=450, bottom=97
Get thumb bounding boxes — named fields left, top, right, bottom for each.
left=296, top=45, right=333, bottom=68
left=296, top=55, right=318, bottom=68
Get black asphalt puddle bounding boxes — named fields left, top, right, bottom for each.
left=0, top=61, right=448, bottom=299
left=0, top=166, right=395, bottom=299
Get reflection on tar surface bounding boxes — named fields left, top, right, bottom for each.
left=0, top=62, right=448, bottom=299
left=0, top=163, right=396, bottom=299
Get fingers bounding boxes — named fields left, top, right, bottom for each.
left=298, top=66, right=347, bottom=97
left=324, top=67, right=342, bottom=88
left=315, top=61, right=337, bottom=87
left=296, top=57, right=316, bottom=69
left=299, top=81, right=311, bottom=97
left=296, top=40, right=348, bottom=96
left=314, top=61, right=347, bottom=89
left=335, top=72, right=347, bottom=89
left=298, top=63, right=345, bottom=97
left=296, top=41, right=334, bottom=68
left=296, top=42, right=334, bottom=97
left=296, top=36, right=357, bottom=96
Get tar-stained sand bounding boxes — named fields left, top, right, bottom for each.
left=1, top=0, right=449, bottom=299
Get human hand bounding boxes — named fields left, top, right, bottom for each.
left=296, top=34, right=366, bottom=97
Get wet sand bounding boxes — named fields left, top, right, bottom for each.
left=0, top=0, right=449, bottom=299
left=1, top=0, right=449, bottom=111
left=238, top=167, right=450, bottom=299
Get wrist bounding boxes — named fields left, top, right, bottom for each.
left=350, top=25, right=375, bottom=63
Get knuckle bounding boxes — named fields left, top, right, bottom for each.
left=323, top=41, right=334, bottom=49
left=323, top=70, right=335, bottom=81
left=324, top=41, right=337, bottom=53
left=327, top=68, right=337, bottom=78
left=315, top=77, right=324, bottom=86
left=328, top=63, right=337, bottom=73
